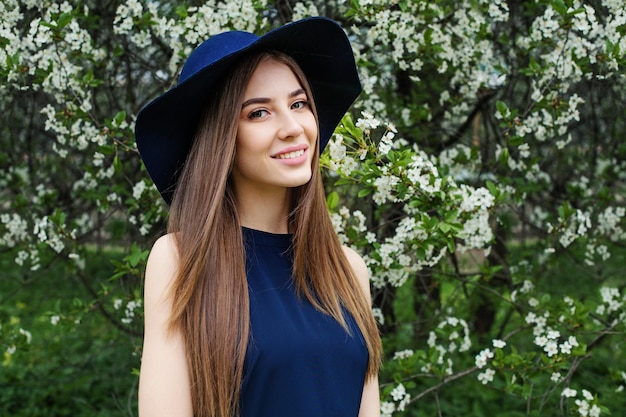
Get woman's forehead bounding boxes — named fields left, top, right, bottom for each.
left=242, top=59, right=303, bottom=100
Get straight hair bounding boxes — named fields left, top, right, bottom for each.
left=166, top=50, right=382, bottom=417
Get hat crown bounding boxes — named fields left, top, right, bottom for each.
left=180, top=31, right=260, bottom=83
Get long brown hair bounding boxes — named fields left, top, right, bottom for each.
left=166, top=50, right=382, bottom=417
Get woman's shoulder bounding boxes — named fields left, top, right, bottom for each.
left=144, top=233, right=180, bottom=297
left=150, top=233, right=179, bottom=259
left=341, top=246, right=367, bottom=276
left=341, top=246, right=371, bottom=301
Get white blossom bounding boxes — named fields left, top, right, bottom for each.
left=562, top=388, right=577, bottom=398
left=477, top=368, right=495, bottom=384
left=492, top=339, right=506, bottom=349
left=475, top=348, right=494, bottom=368
left=19, top=328, right=32, bottom=344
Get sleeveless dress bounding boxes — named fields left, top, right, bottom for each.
left=240, top=227, right=368, bottom=417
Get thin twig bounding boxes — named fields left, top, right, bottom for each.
left=409, top=366, right=479, bottom=404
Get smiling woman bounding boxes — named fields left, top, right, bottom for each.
left=134, top=17, right=382, bottom=417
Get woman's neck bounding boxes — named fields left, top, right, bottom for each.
left=235, top=186, right=291, bottom=234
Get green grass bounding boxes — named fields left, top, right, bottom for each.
left=0, top=250, right=140, bottom=417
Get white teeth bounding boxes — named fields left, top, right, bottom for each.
left=275, top=149, right=305, bottom=159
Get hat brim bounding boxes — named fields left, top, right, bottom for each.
left=135, top=17, right=361, bottom=204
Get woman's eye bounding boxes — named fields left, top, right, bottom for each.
left=248, top=109, right=268, bottom=119
left=291, top=100, right=308, bottom=110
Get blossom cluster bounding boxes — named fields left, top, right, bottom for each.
left=114, top=298, right=143, bottom=325
left=381, top=383, right=411, bottom=416
left=562, top=388, right=602, bottom=417
left=596, top=287, right=626, bottom=321
left=113, top=0, right=265, bottom=75
left=326, top=112, right=497, bottom=289
left=454, top=185, right=495, bottom=252
left=351, top=0, right=510, bottom=131
left=519, top=289, right=587, bottom=362
left=426, top=317, right=472, bottom=375
left=474, top=339, right=506, bottom=385
left=2, top=325, right=32, bottom=363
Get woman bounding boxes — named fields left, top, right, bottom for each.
left=135, top=17, right=382, bottom=417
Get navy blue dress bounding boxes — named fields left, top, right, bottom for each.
left=240, top=227, right=368, bottom=417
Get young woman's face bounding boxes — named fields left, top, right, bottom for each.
left=232, top=58, right=318, bottom=195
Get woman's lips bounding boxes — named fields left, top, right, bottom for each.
left=271, top=146, right=309, bottom=165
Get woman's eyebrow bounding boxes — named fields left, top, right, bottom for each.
left=241, top=97, right=269, bottom=108
left=241, top=88, right=307, bottom=109
left=289, top=88, right=306, bottom=98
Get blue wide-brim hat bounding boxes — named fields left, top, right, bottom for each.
left=135, top=16, right=362, bottom=204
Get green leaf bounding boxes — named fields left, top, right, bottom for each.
left=113, top=153, right=121, bottom=173
left=496, top=100, right=509, bottom=116
left=558, top=201, right=573, bottom=219
left=499, top=146, right=510, bottom=164
left=50, top=208, right=66, bottom=225
left=572, top=343, right=587, bottom=356
left=125, top=243, right=149, bottom=267
left=114, top=111, right=126, bottom=126
left=486, top=181, right=499, bottom=198
left=509, top=136, right=525, bottom=146
left=551, top=0, right=568, bottom=16
left=326, top=191, right=340, bottom=210
left=57, top=12, right=73, bottom=29
left=529, top=56, right=541, bottom=73
left=109, top=271, right=127, bottom=281
left=99, top=144, right=115, bottom=155
left=445, top=209, right=459, bottom=223
left=175, top=4, right=188, bottom=18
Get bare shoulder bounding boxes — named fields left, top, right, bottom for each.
left=144, top=233, right=180, bottom=304
left=342, top=246, right=372, bottom=302
left=149, top=232, right=179, bottom=261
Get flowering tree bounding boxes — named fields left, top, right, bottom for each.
left=1, top=0, right=625, bottom=416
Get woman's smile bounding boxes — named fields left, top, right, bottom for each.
left=271, top=145, right=309, bottom=164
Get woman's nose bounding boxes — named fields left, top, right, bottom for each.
left=277, top=111, right=304, bottom=140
